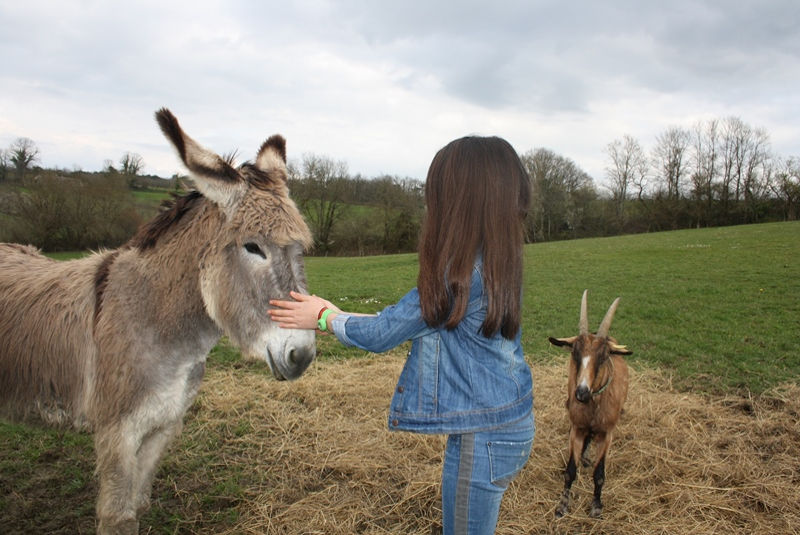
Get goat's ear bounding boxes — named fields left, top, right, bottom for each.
left=549, top=336, right=577, bottom=348
left=609, top=343, right=633, bottom=355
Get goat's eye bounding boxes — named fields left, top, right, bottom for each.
left=244, top=242, right=266, bottom=259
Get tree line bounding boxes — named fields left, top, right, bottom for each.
left=1, top=114, right=798, bottom=254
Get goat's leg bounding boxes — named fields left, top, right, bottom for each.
left=133, top=422, right=182, bottom=516
left=580, top=431, right=594, bottom=467
left=589, top=431, right=612, bottom=518
left=94, top=425, right=140, bottom=535
left=556, top=428, right=587, bottom=518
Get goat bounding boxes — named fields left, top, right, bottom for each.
left=549, top=290, right=632, bottom=518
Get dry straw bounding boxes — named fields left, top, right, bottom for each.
left=175, top=353, right=800, bottom=534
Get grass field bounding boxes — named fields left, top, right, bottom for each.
left=2, top=221, right=798, bottom=533
left=36, top=221, right=800, bottom=393
left=307, top=221, right=800, bottom=395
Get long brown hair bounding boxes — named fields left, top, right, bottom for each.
left=417, top=136, right=530, bottom=339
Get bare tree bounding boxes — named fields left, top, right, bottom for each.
left=605, top=135, right=647, bottom=225
left=652, top=126, right=690, bottom=200
left=119, top=152, right=144, bottom=187
left=119, top=152, right=144, bottom=175
left=740, top=127, right=771, bottom=223
left=769, top=156, right=800, bottom=221
left=689, top=119, right=719, bottom=226
left=9, top=137, right=40, bottom=181
left=714, top=117, right=773, bottom=221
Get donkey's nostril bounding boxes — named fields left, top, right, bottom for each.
left=281, top=345, right=315, bottom=380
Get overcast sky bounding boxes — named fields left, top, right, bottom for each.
left=1, top=0, right=798, bottom=184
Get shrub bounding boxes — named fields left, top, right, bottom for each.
left=3, top=172, right=142, bottom=251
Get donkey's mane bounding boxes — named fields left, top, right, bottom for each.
left=128, top=190, right=205, bottom=251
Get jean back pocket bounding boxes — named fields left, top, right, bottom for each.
left=488, top=438, right=533, bottom=489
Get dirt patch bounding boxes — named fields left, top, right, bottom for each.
left=181, top=355, right=800, bottom=534
left=3, top=354, right=799, bottom=534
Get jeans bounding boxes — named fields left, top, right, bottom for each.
left=441, top=413, right=534, bottom=534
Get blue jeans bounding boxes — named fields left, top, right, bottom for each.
left=441, top=413, right=534, bottom=534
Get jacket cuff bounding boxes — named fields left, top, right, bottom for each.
left=330, top=313, right=355, bottom=346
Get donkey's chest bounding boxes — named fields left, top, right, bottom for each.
left=128, top=355, right=207, bottom=433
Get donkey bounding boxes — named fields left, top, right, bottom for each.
left=549, top=290, right=632, bottom=519
left=0, top=108, right=316, bottom=534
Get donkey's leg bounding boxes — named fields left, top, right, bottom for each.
left=556, top=427, right=586, bottom=518
left=132, top=421, right=182, bottom=516
left=589, top=431, right=612, bottom=518
left=94, top=425, right=140, bottom=535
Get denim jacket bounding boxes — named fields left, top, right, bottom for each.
left=330, top=260, right=533, bottom=434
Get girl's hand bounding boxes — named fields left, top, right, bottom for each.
left=269, top=291, right=338, bottom=330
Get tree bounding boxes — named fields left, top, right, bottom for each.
left=373, top=175, right=423, bottom=253
left=605, top=135, right=647, bottom=227
left=652, top=126, right=690, bottom=200
left=712, top=116, right=772, bottom=223
left=120, top=152, right=144, bottom=175
left=769, top=156, right=800, bottom=221
left=689, top=119, right=720, bottom=226
left=648, top=126, right=692, bottom=229
left=522, top=148, right=595, bottom=241
left=291, top=154, right=349, bottom=255
left=119, top=152, right=144, bottom=187
left=0, top=148, right=9, bottom=182
left=9, top=137, right=39, bottom=181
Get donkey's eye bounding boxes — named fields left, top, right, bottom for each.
left=244, top=242, right=266, bottom=259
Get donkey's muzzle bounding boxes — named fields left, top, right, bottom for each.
left=282, top=346, right=315, bottom=380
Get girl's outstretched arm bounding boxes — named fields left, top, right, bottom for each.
left=269, top=291, right=337, bottom=330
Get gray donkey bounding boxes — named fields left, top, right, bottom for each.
left=0, top=108, right=316, bottom=534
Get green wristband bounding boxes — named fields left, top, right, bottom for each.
left=317, top=308, right=333, bottom=331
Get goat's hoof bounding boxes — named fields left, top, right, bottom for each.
left=555, top=504, right=568, bottom=518
left=589, top=502, right=603, bottom=518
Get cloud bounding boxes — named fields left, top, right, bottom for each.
left=0, top=0, right=798, bottom=182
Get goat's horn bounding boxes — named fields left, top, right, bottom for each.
left=579, top=290, right=589, bottom=335
left=596, top=297, right=620, bottom=338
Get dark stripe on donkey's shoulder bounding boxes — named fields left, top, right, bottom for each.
left=94, top=250, right=120, bottom=330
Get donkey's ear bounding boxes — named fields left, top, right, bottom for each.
left=156, top=108, right=245, bottom=208
left=549, top=336, right=577, bottom=349
left=255, top=135, right=288, bottom=183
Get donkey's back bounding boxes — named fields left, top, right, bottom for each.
left=0, top=243, right=106, bottom=428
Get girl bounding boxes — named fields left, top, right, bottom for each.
left=269, top=135, right=533, bottom=534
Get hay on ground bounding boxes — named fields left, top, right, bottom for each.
left=174, top=354, right=800, bottom=534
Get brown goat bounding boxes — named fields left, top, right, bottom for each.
left=549, top=290, right=632, bottom=518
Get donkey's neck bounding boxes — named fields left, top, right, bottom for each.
left=111, top=198, right=223, bottom=352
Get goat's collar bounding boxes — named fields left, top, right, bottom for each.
left=592, top=357, right=614, bottom=397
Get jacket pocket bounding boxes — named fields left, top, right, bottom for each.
left=488, top=438, right=533, bottom=489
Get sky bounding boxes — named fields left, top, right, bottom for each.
left=1, top=0, right=798, bottom=185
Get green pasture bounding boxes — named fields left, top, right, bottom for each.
left=130, top=189, right=173, bottom=204
left=35, top=221, right=800, bottom=393
left=305, top=221, right=799, bottom=395
left=2, top=221, right=797, bottom=533
left=131, top=188, right=173, bottom=218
